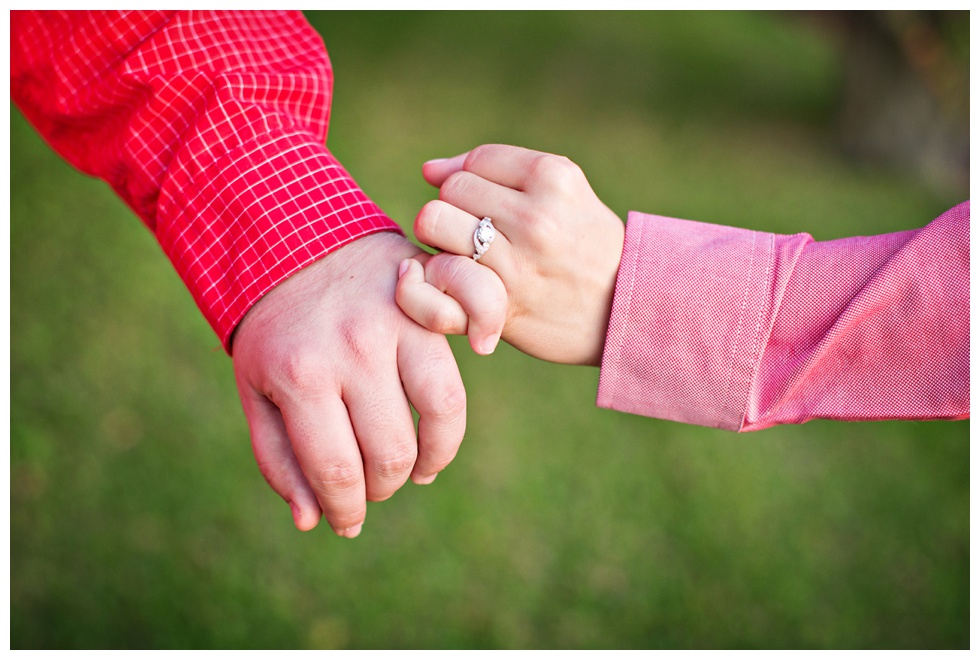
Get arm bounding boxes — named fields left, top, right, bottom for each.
left=11, top=10, right=392, bottom=346
left=12, top=11, right=468, bottom=536
left=396, top=145, right=968, bottom=431
left=598, top=202, right=970, bottom=431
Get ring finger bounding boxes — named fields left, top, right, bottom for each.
left=413, top=199, right=513, bottom=270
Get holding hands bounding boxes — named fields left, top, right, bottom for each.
left=233, top=145, right=622, bottom=537
left=233, top=233, right=467, bottom=537
left=396, top=145, right=625, bottom=366
left=237, top=144, right=968, bottom=537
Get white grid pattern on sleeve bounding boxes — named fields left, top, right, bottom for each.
left=11, top=10, right=401, bottom=351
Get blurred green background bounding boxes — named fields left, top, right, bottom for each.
left=10, top=11, right=969, bottom=649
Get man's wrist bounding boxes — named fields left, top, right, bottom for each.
left=158, top=125, right=402, bottom=353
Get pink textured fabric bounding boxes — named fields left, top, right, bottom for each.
left=597, top=202, right=970, bottom=431
left=11, top=11, right=401, bottom=352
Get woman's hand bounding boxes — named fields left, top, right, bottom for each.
left=396, top=144, right=625, bottom=366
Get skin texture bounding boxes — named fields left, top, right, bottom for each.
left=232, top=232, right=467, bottom=537
left=397, top=145, right=626, bottom=367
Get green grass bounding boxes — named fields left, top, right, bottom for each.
left=10, top=11, right=968, bottom=649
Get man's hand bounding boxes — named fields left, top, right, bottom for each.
left=231, top=232, right=467, bottom=537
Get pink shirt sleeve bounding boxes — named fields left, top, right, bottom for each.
left=597, top=201, right=969, bottom=431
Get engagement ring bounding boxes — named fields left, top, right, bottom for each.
left=473, top=217, right=496, bottom=261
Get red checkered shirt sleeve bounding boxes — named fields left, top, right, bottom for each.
left=10, top=10, right=401, bottom=352
left=597, top=201, right=970, bottom=431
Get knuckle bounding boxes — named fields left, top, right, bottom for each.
left=521, top=204, right=558, bottom=246
left=531, top=154, right=581, bottom=189
left=427, top=305, right=461, bottom=335
left=412, top=362, right=467, bottom=419
left=431, top=379, right=467, bottom=419
left=440, top=171, right=473, bottom=202
left=338, top=315, right=386, bottom=365
left=371, top=444, right=417, bottom=481
left=274, top=348, right=327, bottom=396
left=414, top=199, right=444, bottom=242
left=309, top=461, right=362, bottom=494
left=437, top=252, right=471, bottom=286
left=463, top=144, right=494, bottom=172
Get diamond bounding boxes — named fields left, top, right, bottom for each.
left=477, top=226, right=494, bottom=244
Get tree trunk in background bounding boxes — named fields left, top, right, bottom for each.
left=804, top=11, right=968, bottom=199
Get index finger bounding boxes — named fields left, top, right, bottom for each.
left=423, top=144, right=552, bottom=191
left=398, top=329, right=467, bottom=485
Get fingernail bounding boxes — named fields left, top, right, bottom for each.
left=481, top=334, right=500, bottom=355
left=398, top=259, right=411, bottom=278
left=414, top=473, right=438, bottom=485
left=423, top=158, right=448, bottom=166
left=335, top=523, right=363, bottom=538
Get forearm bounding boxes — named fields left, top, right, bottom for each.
left=11, top=10, right=400, bottom=350
left=597, top=201, right=970, bottom=430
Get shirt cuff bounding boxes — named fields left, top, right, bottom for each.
left=157, top=128, right=401, bottom=353
left=596, top=211, right=776, bottom=430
